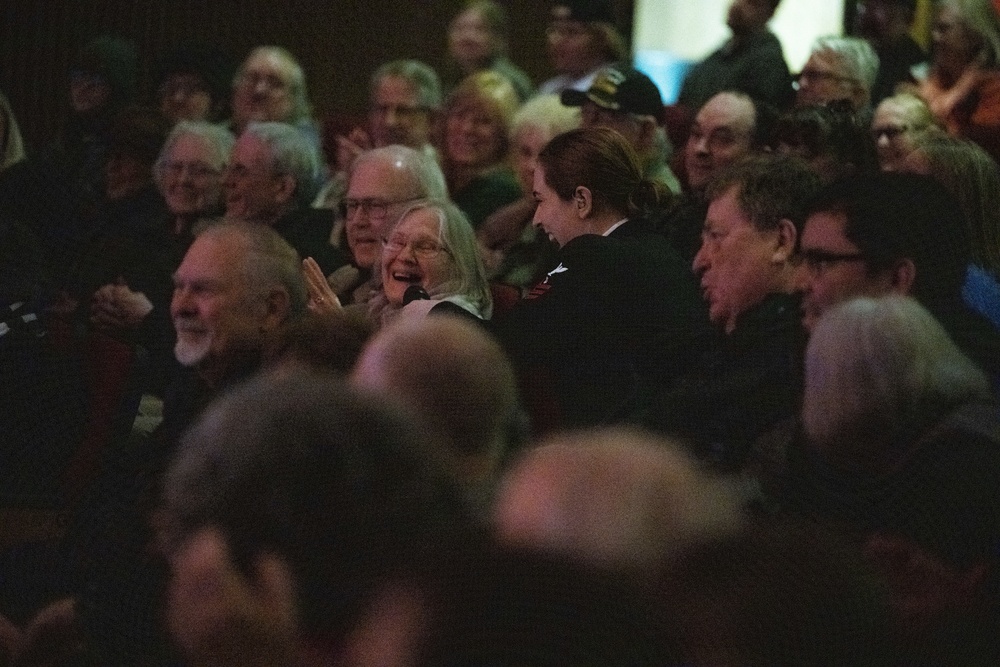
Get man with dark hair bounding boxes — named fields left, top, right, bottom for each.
left=854, top=0, right=925, bottom=105
left=796, top=171, right=1000, bottom=377
left=645, top=154, right=822, bottom=469
left=679, top=0, right=792, bottom=112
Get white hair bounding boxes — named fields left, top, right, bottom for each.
left=802, top=296, right=991, bottom=464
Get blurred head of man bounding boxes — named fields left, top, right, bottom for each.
left=231, top=46, right=309, bottom=132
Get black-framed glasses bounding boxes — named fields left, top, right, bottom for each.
left=799, top=249, right=867, bottom=274
left=792, top=69, right=857, bottom=91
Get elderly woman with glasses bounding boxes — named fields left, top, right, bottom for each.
left=305, top=199, right=492, bottom=327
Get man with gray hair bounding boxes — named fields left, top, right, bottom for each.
left=225, top=121, right=346, bottom=274
left=335, top=59, right=442, bottom=172
left=794, top=36, right=879, bottom=111
left=326, top=144, right=448, bottom=304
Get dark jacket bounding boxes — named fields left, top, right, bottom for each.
left=494, top=219, right=712, bottom=431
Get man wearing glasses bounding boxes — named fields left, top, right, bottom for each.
left=325, top=145, right=448, bottom=305
left=794, top=36, right=879, bottom=112
left=797, top=172, right=999, bottom=380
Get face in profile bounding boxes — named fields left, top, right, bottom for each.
left=445, top=97, right=506, bottom=171
left=231, top=50, right=297, bottom=130
left=692, top=185, right=785, bottom=333
left=794, top=51, right=858, bottom=109
left=380, top=207, right=456, bottom=306
left=159, top=133, right=225, bottom=217
left=170, top=232, right=269, bottom=368
left=796, top=210, right=891, bottom=331
left=223, top=133, right=291, bottom=223
left=531, top=164, right=580, bottom=248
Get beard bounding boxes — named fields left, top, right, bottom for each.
left=174, top=326, right=212, bottom=367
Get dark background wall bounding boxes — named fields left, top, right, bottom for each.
left=1, top=0, right=633, bottom=152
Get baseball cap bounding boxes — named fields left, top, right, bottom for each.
left=561, top=65, right=664, bottom=121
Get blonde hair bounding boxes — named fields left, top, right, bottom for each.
left=942, top=0, right=1000, bottom=68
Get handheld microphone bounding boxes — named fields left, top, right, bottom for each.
left=403, top=284, right=430, bottom=305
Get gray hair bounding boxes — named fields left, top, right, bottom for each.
left=155, top=120, right=235, bottom=185
left=802, top=296, right=991, bottom=461
left=197, top=220, right=308, bottom=318
left=369, top=199, right=492, bottom=320
left=235, top=46, right=312, bottom=124
left=509, top=93, right=581, bottom=142
left=371, top=59, right=443, bottom=111
left=812, top=36, right=879, bottom=93
left=242, top=121, right=323, bottom=206
left=350, top=144, right=448, bottom=200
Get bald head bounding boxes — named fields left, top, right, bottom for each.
left=352, top=314, right=521, bottom=484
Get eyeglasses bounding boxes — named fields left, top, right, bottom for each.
left=162, top=161, right=221, bottom=179
left=382, top=235, right=451, bottom=260
left=799, top=249, right=867, bottom=275
left=344, top=197, right=421, bottom=220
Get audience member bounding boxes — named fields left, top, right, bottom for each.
left=229, top=46, right=319, bottom=149
left=477, top=93, right=577, bottom=288
left=152, top=42, right=236, bottom=125
left=668, top=90, right=775, bottom=262
left=159, top=372, right=474, bottom=666
left=57, top=105, right=171, bottom=322
left=854, top=0, right=926, bottom=104
left=367, top=199, right=492, bottom=325
left=645, top=154, right=820, bottom=469
left=441, top=70, right=522, bottom=228
left=900, top=132, right=1000, bottom=327
left=794, top=36, right=879, bottom=112
left=446, top=0, right=534, bottom=101
left=308, top=199, right=491, bottom=327
left=678, top=0, right=792, bottom=112
left=352, top=314, right=525, bottom=511
left=562, top=64, right=682, bottom=193
left=493, top=127, right=710, bottom=430
left=321, top=145, right=447, bottom=306
left=870, top=91, right=938, bottom=170
left=539, top=0, right=627, bottom=95
left=0, top=35, right=140, bottom=260
left=772, top=101, right=878, bottom=182
left=493, top=427, right=742, bottom=569
left=0, top=90, right=25, bottom=174
left=913, top=0, right=1000, bottom=162
left=775, top=296, right=1000, bottom=664
left=332, top=59, right=442, bottom=181
left=90, top=120, right=235, bottom=390
left=797, top=171, right=1000, bottom=378
left=264, top=308, right=372, bottom=376
left=225, top=121, right=345, bottom=274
